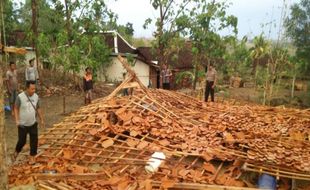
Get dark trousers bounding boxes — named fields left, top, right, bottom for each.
left=205, top=81, right=215, bottom=102
left=123, top=88, right=129, bottom=96
left=15, top=122, right=38, bottom=156
left=163, top=83, right=170, bottom=90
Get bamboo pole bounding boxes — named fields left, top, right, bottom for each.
left=33, top=173, right=108, bottom=180
left=150, top=181, right=260, bottom=190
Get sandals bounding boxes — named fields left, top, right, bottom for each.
left=11, top=152, right=18, bottom=163
left=29, top=156, right=36, bottom=165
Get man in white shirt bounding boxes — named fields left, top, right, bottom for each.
left=13, top=81, right=45, bottom=164
left=161, top=64, right=172, bottom=90
left=205, top=63, right=217, bottom=102
left=25, top=58, right=39, bottom=83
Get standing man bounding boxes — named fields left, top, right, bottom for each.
left=161, top=64, right=172, bottom=90
left=83, top=67, right=93, bottom=105
left=205, top=63, right=217, bottom=102
left=25, top=58, right=39, bottom=84
left=6, top=61, right=18, bottom=116
left=13, top=81, right=45, bottom=163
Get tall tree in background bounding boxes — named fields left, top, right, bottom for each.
left=224, top=37, right=251, bottom=78
left=49, top=0, right=115, bottom=80
left=188, top=0, right=238, bottom=89
left=250, top=34, right=270, bottom=89
left=144, top=0, right=192, bottom=68
left=285, top=0, right=310, bottom=76
left=31, top=0, right=40, bottom=67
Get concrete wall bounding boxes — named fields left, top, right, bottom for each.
left=103, top=57, right=150, bottom=86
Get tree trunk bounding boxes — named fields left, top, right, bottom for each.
left=291, top=73, right=296, bottom=98
left=193, top=64, right=198, bottom=90
left=0, top=2, right=8, bottom=188
left=64, top=0, right=72, bottom=46
left=156, top=2, right=165, bottom=88
left=193, top=54, right=202, bottom=90
left=31, top=0, right=40, bottom=68
left=0, top=60, right=8, bottom=190
left=268, top=74, right=274, bottom=106
left=263, top=61, right=270, bottom=105
left=0, top=0, right=8, bottom=64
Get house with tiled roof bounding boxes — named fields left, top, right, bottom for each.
left=99, top=31, right=159, bottom=87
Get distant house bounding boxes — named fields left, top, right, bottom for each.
left=135, top=47, right=160, bottom=88
left=137, top=42, right=231, bottom=89
left=99, top=31, right=159, bottom=87
left=1, top=30, right=36, bottom=66
left=137, top=43, right=200, bottom=89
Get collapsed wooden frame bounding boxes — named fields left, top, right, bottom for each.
left=8, top=55, right=310, bottom=189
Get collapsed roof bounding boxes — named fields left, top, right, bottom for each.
left=9, top=56, right=310, bottom=190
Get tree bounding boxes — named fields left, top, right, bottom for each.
left=266, top=47, right=290, bottom=105
left=188, top=0, right=238, bottom=89
left=250, top=34, right=270, bottom=88
left=0, top=60, right=7, bottom=190
left=144, top=0, right=193, bottom=69
left=0, top=1, right=9, bottom=189
left=48, top=0, right=114, bottom=82
left=224, top=36, right=252, bottom=78
left=285, top=0, right=310, bottom=76
left=117, top=22, right=135, bottom=43
left=31, top=0, right=40, bottom=67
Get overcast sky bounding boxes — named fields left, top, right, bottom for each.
left=106, top=0, right=298, bottom=40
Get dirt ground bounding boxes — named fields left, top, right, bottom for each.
left=4, top=94, right=84, bottom=159
left=224, top=87, right=310, bottom=108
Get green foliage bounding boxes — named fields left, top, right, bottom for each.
left=255, top=66, right=268, bottom=87
left=285, top=0, right=310, bottom=76
left=146, top=0, right=193, bottom=66
left=189, top=0, right=238, bottom=60
left=176, top=69, right=205, bottom=85
left=117, top=22, right=135, bottom=43
left=37, top=33, right=51, bottom=60
left=250, top=34, right=270, bottom=60
left=186, top=0, right=238, bottom=89
left=176, top=71, right=194, bottom=84
left=8, top=0, right=133, bottom=80
left=125, top=54, right=136, bottom=67
left=224, top=36, right=252, bottom=77
left=1, top=0, right=19, bottom=34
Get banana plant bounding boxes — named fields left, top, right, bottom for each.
left=249, top=34, right=270, bottom=90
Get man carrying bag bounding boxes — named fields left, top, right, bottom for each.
left=13, top=81, right=45, bottom=164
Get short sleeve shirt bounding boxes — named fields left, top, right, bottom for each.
left=15, top=92, right=40, bottom=126
left=26, top=67, right=39, bottom=81
left=161, top=69, right=171, bottom=84
left=206, top=69, right=217, bottom=82
left=6, top=70, right=18, bottom=90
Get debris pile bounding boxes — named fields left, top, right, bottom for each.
left=9, top=56, right=310, bottom=189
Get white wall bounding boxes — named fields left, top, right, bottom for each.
left=22, top=51, right=36, bottom=66
left=104, top=57, right=150, bottom=86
